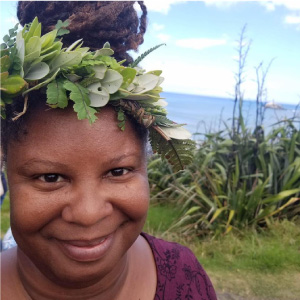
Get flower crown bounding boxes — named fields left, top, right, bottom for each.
left=0, top=17, right=195, bottom=171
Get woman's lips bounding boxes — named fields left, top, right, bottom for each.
left=56, top=234, right=113, bottom=262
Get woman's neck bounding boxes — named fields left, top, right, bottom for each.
left=17, top=247, right=130, bottom=300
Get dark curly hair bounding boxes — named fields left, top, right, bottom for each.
left=1, top=1, right=149, bottom=159
left=17, top=1, right=147, bottom=64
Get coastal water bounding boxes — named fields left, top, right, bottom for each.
left=163, top=92, right=299, bottom=138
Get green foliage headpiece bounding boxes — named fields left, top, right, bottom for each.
left=0, top=17, right=195, bottom=171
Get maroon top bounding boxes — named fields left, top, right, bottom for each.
left=142, top=233, right=217, bottom=300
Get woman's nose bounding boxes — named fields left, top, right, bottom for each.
left=61, top=181, right=113, bottom=226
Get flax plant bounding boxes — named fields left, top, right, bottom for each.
left=148, top=27, right=300, bottom=236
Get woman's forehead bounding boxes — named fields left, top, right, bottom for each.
left=8, top=106, right=145, bottom=161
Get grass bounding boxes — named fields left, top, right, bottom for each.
left=144, top=203, right=300, bottom=300
left=144, top=202, right=181, bottom=233
left=193, top=220, right=300, bottom=273
left=1, top=192, right=10, bottom=238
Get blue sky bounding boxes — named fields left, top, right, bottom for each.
left=1, top=1, right=299, bottom=104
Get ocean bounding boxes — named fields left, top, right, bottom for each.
left=162, top=92, right=300, bottom=138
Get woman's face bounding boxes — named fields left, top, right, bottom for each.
left=6, top=106, right=149, bottom=286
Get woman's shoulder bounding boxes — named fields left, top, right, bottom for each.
left=141, top=232, right=217, bottom=300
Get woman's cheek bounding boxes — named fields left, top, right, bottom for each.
left=115, top=176, right=150, bottom=221
left=10, top=187, right=64, bottom=233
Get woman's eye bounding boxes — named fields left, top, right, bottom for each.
left=39, top=174, right=63, bottom=183
left=107, top=168, right=130, bottom=177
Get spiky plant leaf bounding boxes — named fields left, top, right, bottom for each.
left=149, top=126, right=196, bottom=171
left=130, top=44, right=166, bottom=68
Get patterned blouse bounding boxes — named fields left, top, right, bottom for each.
left=142, top=233, right=217, bottom=300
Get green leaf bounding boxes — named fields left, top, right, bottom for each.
left=66, top=39, right=83, bottom=52
left=9, top=29, right=15, bottom=36
left=120, top=68, right=137, bottom=89
left=0, top=71, right=9, bottom=82
left=262, top=188, right=300, bottom=204
left=147, top=70, right=162, bottom=76
left=16, top=32, right=25, bottom=65
left=94, top=48, right=114, bottom=58
left=132, top=74, right=160, bottom=94
left=24, top=17, right=39, bottom=43
left=73, top=102, right=98, bottom=124
left=55, top=20, right=70, bottom=30
left=87, top=83, right=110, bottom=107
left=22, top=68, right=60, bottom=95
left=25, top=62, right=50, bottom=81
left=63, top=80, right=97, bottom=123
left=55, top=19, right=70, bottom=37
left=159, top=126, right=192, bottom=140
left=66, top=73, right=82, bottom=82
left=3, top=35, right=10, bottom=43
left=46, top=79, right=68, bottom=108
left=50, top=51, right=82, bottom=71
left=25, top=36, right=42, bottom=56
left=109, top=88, right=131, bottom=101
left=80, top=77, right=101, bottom=88
left=101, top=69, right=123, bottom=93
left=0, top=48, right=9, bottom=57
left=148, top=126, right=196, bottom=171
left=123, top=92, right=160, bottom=101
left=100, top=56, right=120, bottom=70
left=117, top=108, right=126, bottom=131
left=75, top=47, right=89, bottom=58
left=41, top=29, right=58, bottom=50
left=24, top=50, right=41, bottom=65
left=39, top=48, right=61, bottom=62
left=41, top=41, right=62, bottom=56
left=1, top=75, right=27, bottom=95
left=57, top=28, right=70, bottom=37
left=93, top=65, right=107, bottom=79
left=33, top=23, right=41, bottom=38
left=0, top=55, right=10, bottom=73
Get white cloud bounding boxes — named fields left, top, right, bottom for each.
left=176, top=38, right=227, bottom=50
left=142, top=58, right=235, bottom=98
left=152, top=23, right=165, bottom=31
left=262, top=0, right=300, bottom=10
left=203, top=0, right=239, bottom=9
left=202, top=0, right=300, bottom=26
left=144, top=0, right=187, bottom=14
left=259, top=1, right=276, bottom=11
left=285, top=14, right=300, bottom=24
left=157, top=33, right=171, bottom=42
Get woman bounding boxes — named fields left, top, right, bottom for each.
left=1, top=2, right=217, bottom=299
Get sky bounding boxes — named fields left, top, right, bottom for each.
left=1, top=0, right=299, bottom=105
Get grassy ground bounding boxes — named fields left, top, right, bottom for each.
left=145, top=203, right=300, bottom=300
left=2, top=197, right=300, bottom=299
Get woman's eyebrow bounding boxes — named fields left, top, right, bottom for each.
left=108, top=152, right=142, bottom=165
left=18, top=159, right=68, bottom=171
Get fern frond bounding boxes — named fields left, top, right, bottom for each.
left=130, top=44, right=166, bottom=68
left=149, top=126, right=196, bottom=172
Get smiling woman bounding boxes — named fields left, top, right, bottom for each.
left=0, top=1, right=216, bottom=299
